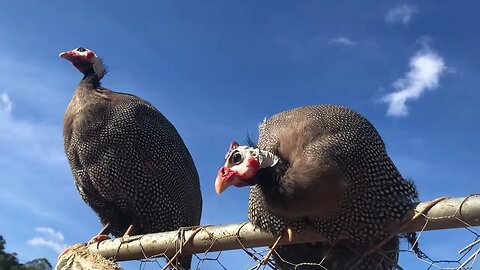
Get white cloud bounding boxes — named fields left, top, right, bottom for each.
left=35, top=227, right=65, bottom=241
left=329, top=37, right=356, bottom=46
left=386, top=4, right=416, bottom=25
left=0, top=50, right=72, bottom=229
left=0, top=92, right=12, bottom=115
left=381, top=47, right=446, bottom=117
left=27, top=238, right=67, bottom=253
left=27, top=227, right=67, bottom=253
left=0, top=92, right=66, bottom=167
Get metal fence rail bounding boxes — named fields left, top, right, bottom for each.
left=85, top=195, right=480, bottom=262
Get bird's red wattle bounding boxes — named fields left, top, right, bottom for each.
left=247, top=157, right=260, bottom=172
left=217, top=166, right=239, bottom=179
left=232, top=158, right=260, bottom=187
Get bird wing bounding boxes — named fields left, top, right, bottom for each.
left=97, top=90, right=202, bottom=227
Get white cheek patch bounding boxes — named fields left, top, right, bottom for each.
left=74, top=48, right=105, bottom=78
left=230, top=163, right=246, bottom=174
left=230, top=146, right=279, bottom=169
left=91, top=57, right=105, bottom=78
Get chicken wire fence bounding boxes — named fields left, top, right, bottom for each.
left=56, top=195, right=480, bottom=270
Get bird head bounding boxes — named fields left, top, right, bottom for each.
left=59, top=47, right=105, bottom=78
left=215, top=141, right=279, bottom=194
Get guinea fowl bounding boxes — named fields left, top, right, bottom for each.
left=60, top=47, right=202, bottom=269
left=215, top=105, right=418, bottom=269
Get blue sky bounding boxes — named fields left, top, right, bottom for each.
left=0, top=1, right=479, bottom=269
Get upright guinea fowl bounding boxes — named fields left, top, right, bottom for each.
left=60, top=47, right=202, bottom=269
left=215, top=105, right=418, bottom=269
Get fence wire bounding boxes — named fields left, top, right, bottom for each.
left=58, top=195, right=480, bottom=270
left=126, top=224, right=479, bottom=270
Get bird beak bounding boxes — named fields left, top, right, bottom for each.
left=215, top=166, right=238, bottom=194
left=59, top=50, right=76, bottom=62
left=215, top=175, right=230, bottom=194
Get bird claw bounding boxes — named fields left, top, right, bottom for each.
left=287, top=227, right=294, bottom=242
left=88, top=234, right=111, bottom=245
left=121, top=234, right=131, bottom=243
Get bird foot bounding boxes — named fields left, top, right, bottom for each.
left=88, top=234, right=111, bottom=245
left=124, top=224, right=134, bottom=236
left=121, top=234, right=131, bottom=243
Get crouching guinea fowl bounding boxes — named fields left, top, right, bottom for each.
left=60, top=47, right=202, bottom=269
left=215, top=105, right=418, bottom=269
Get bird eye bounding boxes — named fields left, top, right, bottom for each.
left=76, top=47, right=86, bottom=52
left=230, top=151, right=243, bottom=165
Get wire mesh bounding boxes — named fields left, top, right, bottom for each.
left=58, top=195, right=480, bottom=270
left=115, top=227, right=479, bottom=270
left=118, top=224, right=479, bottom=270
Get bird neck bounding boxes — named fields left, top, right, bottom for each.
left=255, top=159, right=290, bottom=196
left=256, top=159, right=309, bottom=217
left=79, top=69, right=102, bottom=89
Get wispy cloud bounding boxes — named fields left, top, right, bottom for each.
left=35, top=227, right=65, bottom=241
left=0, top=93, right=68, bottom=221
left=329, top=36, right=356, bottom=46
left=381, top=46, right=446, bottom=117
left=0, top=44, right=72, bottom=170
left=27, top=227, right=67, bottom=253
left=0, top=50, right=73, bottom=229
left=0, top=92, right=12, bottom=115
left=385, top=4, right=417, bottom=25
left=0, top=92, right=66, bottom=167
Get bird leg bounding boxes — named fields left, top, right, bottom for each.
left=88, top=223, right=112, bottom=244
left=122, top=224, right=135, bottom=238
left=60, top=224, right=112, bottom=257
left=257, top=234, right=283, bottom=268
left=162, top=227, right=203, bottom=270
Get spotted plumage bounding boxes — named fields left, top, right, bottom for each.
left=61, top=47, right=202, bottom=269
left=216, top=105, right=417, bottom=269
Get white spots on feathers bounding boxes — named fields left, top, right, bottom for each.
left=248, top=105, right=417, bottom=262
left=65, top=88, right=202, bottom=237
